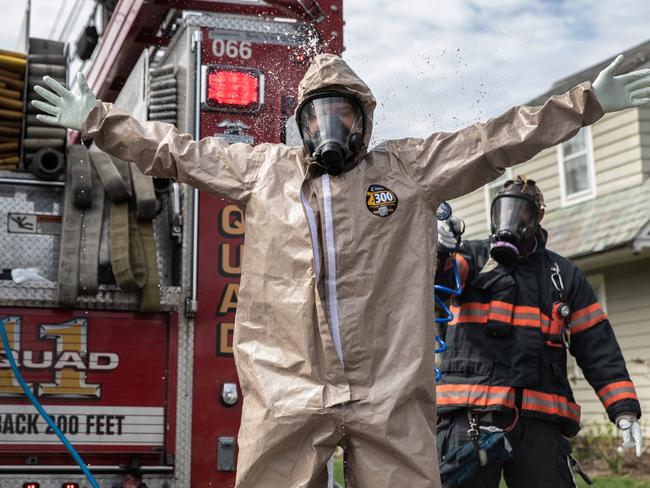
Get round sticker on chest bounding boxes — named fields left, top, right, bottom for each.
left=366, top=184, right=398, bottom=217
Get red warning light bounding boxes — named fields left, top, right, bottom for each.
left=206, top=67, right=261, bottom=112
left=23, top=483, right=40, bottom=488
left=62, top=483, right=79, bottom=488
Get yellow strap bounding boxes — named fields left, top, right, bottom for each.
left=138, top=221, right=161, bottom=312
left=110, top=204, right=147, bottom=292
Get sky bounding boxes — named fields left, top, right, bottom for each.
left=2, top=0, right=650, bottom=143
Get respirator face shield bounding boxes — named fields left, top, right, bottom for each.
left=297, top=92, right=365, bottom=175
left=489, top=193, right=541, bottom=265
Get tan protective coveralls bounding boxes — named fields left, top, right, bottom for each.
left=82, top=54, right=604, bottom=487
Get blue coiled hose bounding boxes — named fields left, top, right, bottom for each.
left=0, top=317, right=100, bottom=488
left=433, top=258, right=462, bottom=382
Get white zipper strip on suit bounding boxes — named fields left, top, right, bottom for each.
left=322, top=175, right=344, bottom=364
left=300, top=188, right=322, bottom=279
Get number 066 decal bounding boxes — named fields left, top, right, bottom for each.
left=212, top=39, right=253, bottom=60
left=366, top=184, right=398, bottom=218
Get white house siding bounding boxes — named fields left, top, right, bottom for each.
left=639, top=105, right=650, bottom=175
left=592, top=109, right=644, bottom=195
left=574, top=259, right=650, bottom=429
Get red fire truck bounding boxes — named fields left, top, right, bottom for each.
left=0, top=1, right=343, bottom=486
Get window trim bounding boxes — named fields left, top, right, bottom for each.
left=484, top=168, right=513, bottom=232
left=557, top=126, right=597, bottom=207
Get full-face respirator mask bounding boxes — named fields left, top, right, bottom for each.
left=489, top=178, right=544, bottom=265
left=296, top=91, right=365, bottom=175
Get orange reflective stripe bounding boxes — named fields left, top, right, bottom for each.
left=597, top=381, right=638, bottom=409
left=436, top=384, right=515, bottom=408
left=491, top=300, right=514, bottom=312
left=570, top=303, right=607, bottom=334
left=572, top=303, right=601, bottom=320
left=522, top=389, right=581, bottom=423
left=448, top=301, right=542, bottom=328
left=512, top=305, right=542, bottom=327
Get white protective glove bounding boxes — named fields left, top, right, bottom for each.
left=31, top=73, right=97, bottom=131
left=438, top=216, right=462, bottom=251
left=616, top=413, right=643, bottom=457
left=592, top=54, right=650, bottom=112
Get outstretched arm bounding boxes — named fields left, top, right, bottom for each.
left=32, top=74, right=264, bottom=204
left=392, top=55, right=650, bottom=204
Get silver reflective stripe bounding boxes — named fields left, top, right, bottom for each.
left=322, top=174, right=343, bottom=364
left=300, top=188, right=321, bottom=279
left=327, top=454, right=335, bottom=488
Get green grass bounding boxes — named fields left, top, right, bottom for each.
left=571, top=478, right=650, bottom=488
left=498, top=475, right=650, bottom=487
left=333, top=458, right=650, bottom=487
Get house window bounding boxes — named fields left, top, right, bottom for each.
left=557, top=127, right=596, bottom=205
left=484, top=169, right=513, bottom=231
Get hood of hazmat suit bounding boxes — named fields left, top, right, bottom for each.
left=81, top=52, right=604, bottom=488
left=295, top=54, right=376, bottom=174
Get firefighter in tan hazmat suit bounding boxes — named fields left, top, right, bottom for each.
left=32, top=53, right=650, bottom=487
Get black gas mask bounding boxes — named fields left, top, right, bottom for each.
left=489, top=189, right=541, bottom=266
left=296, top=92, right=365, bottom=175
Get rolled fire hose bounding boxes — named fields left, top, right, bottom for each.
left=149, top=64, right=174, bottom=77
left=150, top=77, right=177, bottom=91
left=0, top=87, right=22, bottom=99
left=90, top=149, right=144, bottom=290
left=148, top=95, right=176, bottom=105
left=148, top=111, right=178, bottom=120
left=67, top=144, right=92, bottom=208
left=0, top=96, right=22, bottom=111
left=99, top=203, right=111, bottom=267
left=57, top=156, right=84, bottom=307
left=0, top=54, right=26, bottom=74
left=0, top=76, right=24, bottom=90
left=149, top=103, right=178, bottom=113
left=130, top=163, right=157, bottom=221
left=89, top=145, right=131, bottom=203
left=0, top=126, right=20, bottom=136
left=0, top=108, right=22, bottom=119
left=149, top=87, right=176, bottom=99
left=28, top=54, right=66, bottom=65
left=0, top=66, right=22, bottom=79
left=110, top=204, right=147, bottom=293
left=91, top=146, right=159, bottom=307
left=28, top=63, right=67, bottom=77
left=78, top=164, right=104, bottom=296
left=23, top=138, right=65, bottom=150
left=29, top=147, right=65, bottom=181
left=57, top=145, right=102, bottom=301
left=26, top=126, right=67, bottom=139
left=138, top=220, right=161, bottom=312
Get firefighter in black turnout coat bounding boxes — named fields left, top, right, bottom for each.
left=434, top=176, right=642, bottom=488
